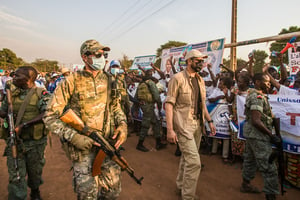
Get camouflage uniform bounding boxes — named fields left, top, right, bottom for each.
left=112, top=74, right=130, bottom=118
left=43, top=69, right=127, bottom=200
left=138, top=79, right=162, bottom=141
left=1, top=81, right=50, bottom=200
left=242, top=88, right=279, bottom=195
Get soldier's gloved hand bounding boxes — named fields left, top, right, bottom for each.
left=70, top=134, right=94, bottom=151
left=112, top=122, right=128, bottom=150
left=270, top=135, right=281, bottom=148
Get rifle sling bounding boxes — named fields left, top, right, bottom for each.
left=102, top=74, right=112, bottom=137
left=15, top=87, right=36, bottom=126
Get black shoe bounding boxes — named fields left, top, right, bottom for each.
left=240, top=182, right=260, bottom=193
left=136, top=144, right=149, bottom=152
left=136, top=141, right=149, bottom=152
left=265, top=194, right=276, bottom=200
left=31, top=188, right=42, bottom=200
left=156, top=138, right=167, bottom=150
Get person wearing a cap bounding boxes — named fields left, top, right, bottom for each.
left=47, top=73, right=59, bottom=93
left=109, top=60, right=132, bottom=123
left=43, top=39, right=127, bottom=200
left=165, top=49, right=216, bottom=199
left=53, top=67, right=71, bottom=89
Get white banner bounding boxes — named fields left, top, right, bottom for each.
left=130, top=55, right=156, bottom=70
left=237, top=94, right=300, bottom=154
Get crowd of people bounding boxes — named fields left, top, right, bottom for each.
left=0, top=39, right=299, bottom=200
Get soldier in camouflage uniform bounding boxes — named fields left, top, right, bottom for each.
left=0, top=66, right=50, bottom=200
left=241, top=73, right=279, bottom=200
left=136, top=70, right=166, bottom=152
left=43, top=40, right=128, bottom=200
left=109, top=60, right=131, bottom=123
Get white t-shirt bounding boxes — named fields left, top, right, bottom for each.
left=278, top=85, right=299, bottom=95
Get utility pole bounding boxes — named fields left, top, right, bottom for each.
left=230, top=0, right=237, bottom=71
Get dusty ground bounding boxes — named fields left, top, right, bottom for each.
left=0, top=130, right=299, bottom=200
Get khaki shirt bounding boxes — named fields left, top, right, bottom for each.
left=165, top=69, right=206, bottom=139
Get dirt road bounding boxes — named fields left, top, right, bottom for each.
left=0, top=132, right=299, bottom=200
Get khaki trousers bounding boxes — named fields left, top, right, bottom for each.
left=176, top=120, right=202, bottom=200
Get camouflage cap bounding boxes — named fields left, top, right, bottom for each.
left=80, top=39, right=110, bottom=55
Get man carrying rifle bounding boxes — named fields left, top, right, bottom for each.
left=0, top=66, right=50, bottom=200
left=43, top=39, right=128, bottom=200
left=240, top=73, right=279, bottom=200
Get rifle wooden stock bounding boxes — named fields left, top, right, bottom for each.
left=60, top=109, right=143, bottom=185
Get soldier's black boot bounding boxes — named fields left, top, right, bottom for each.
left=136, top=140, right=149, bottom=152
left=156, top=138, right=167, bottom=150
left=31, top=188, right=42, bottom=200
left=240, top=178, right=260, bottom=193
left=265, top=194, right=276, bottom=200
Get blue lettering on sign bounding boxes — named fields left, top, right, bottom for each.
left=277, top=97, right=300, bottom=103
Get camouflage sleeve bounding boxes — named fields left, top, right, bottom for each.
left=247, top=92, right=264, bottom=113
left=43, top=75, right=78, bottom=142
left=147, top=80, right=161, bottom=103
left=110, top=97, right=127, bottom=126
left=38, top=90, right=51, bottom=113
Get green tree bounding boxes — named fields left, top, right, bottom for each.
left=223, top=50, right=267, bottom=74
left=223, top=58, right=247, bottom=70
left=119, top=54, right=133, bottom=70
left=252, top=50, right=268, bottom=73
left=269, top=26, right=300, bottom=65
left=31, top=59, right=59, bottom=72
left=154, top=40, right=187, bottom=68
left=0, top=48, right=25, bottom=70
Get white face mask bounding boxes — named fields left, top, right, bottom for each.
left=111, top=68, right=124, bottom=75
left=111, top=68, right=120, bottom=75
left=90, top=55, right=106, bottom=70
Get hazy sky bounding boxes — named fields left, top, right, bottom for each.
left=0, top=0, right=299, bottom=67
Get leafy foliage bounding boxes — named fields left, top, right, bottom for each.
left=252, top=50, right=268, bottom=73
left=154, top=40, right=187, bottom=69
left=119, top=54, right=133, bottom=70
left=269, top=26, right=300, bottom=65
left=31, top=58, right=59, bottom=72
left=223, top=58, right=247, bottom=70
left=0, top=48, right=26, bottom=70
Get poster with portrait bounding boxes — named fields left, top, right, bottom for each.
left=160, top=38, right=225, bottom=80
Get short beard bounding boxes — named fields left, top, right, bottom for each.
left=191, top=65, right=201, bottom=73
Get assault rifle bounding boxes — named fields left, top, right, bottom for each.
left=268, top=118, right=286, bottom=196
left=60, top=109, right=143, bottom=185
left=6, top=89, right=20, bottom=181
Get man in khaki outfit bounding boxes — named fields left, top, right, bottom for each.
left=165, top=49, right=216, bottom=200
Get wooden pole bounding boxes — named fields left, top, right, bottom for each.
left=225, top=31, right=300, bottom=48
left=230, top=0, right=237, bottom=71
